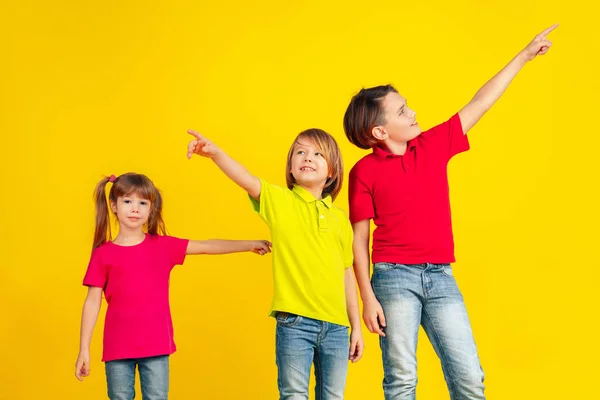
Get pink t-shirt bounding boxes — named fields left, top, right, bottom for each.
left=83, top=234, right=189, bottom=362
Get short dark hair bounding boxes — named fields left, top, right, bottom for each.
left=343, top=84, right=398, bottom=149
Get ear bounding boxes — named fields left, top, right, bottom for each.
left=110, top=200, right=117, bottom=214
left=372, top=126, right=387, bottom=141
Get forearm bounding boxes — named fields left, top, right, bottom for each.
left=471, top=51, right=529, bottom=110
left=79, top=293, right=101, bottom=352
left=352, top=221, right=375, bottom=301
left=187, top=239, right=252, bottom=255
left=211, top=151, right=261, bottom=199
left=345, top=267, right=361, bottom=331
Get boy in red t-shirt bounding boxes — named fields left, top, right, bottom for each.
left=343, top=25, right=557, bottom=399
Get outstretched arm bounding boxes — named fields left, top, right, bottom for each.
left=187, top=130, right=262, bottom=200
left=459, top=24, right=558, bottom=133
left=186, top=239, right=272, bottom=256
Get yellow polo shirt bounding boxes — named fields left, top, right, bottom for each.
left=250, top=179, right=353, bottom=327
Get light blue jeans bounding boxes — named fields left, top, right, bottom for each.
left=372, top=263, right=485, bottom=400
left=275, top=313, right=349, bottom=400
left=105, top=355, right=169, bottom=400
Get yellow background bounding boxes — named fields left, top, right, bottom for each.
left=1, top=0, right=598, bottom=399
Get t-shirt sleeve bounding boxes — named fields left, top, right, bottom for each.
left=348, top=164, right=375, bottom=224
left=249, top=178, right=288, bottom=226
left=83, top=248, right=107, bottom=288
left=161, top=235, right=189, bottom=266
left=422, top=113, right=470, bottom=161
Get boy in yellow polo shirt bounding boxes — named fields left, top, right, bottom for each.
left=187, top=127, right=363, bottom=399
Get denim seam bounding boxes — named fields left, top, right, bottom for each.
left=421, top=306, right=458, bottom=391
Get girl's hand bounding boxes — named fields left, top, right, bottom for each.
left=349, top=329, right=364, bottom=363
left=75, top=351, right=91, bottom=381
left=187, top=130, right=221, bottom=159
left=521, top=24, right=558, bottom=61
left=249, top=240, right=272, bottom=255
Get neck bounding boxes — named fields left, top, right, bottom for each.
left=381, top=139, right=408, bottom=155
left=114, top=226, right=146, bottom=245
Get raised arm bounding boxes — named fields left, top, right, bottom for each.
left=459, top=24, right=558, bottom=134
left=187, top=130, right=262, bottom=200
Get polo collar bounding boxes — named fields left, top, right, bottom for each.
left=292, top=184, right=333, bottom=208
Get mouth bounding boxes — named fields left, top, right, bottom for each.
left=300, top=166, right=316, bottom=172
left=127, top=217, right=140, bottom=221
left=411, top=121, right=419, bottom=127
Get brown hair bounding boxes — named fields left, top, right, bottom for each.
left=285, top=128, right=344, bottom=201
left=343, top=84, right=398, bottom=149
left=92, top=173, right=166, bottom=249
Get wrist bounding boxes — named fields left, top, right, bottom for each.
left=360, top=291, right=378, bottom=303
left=516, top=50, right=531, bottom=64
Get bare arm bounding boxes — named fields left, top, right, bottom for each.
left=75, top=286, right=103, bottom=381
left=345, top=266, right=364, bottom=362
left=352, top=219, right=386, bottom=336
left=187, top=130, right=262, bottom=200
left=186, top=239, right=271, bottom=256
left=345, top=267, right=361, bottom=331
left=459, top=24, right=558, bottom=133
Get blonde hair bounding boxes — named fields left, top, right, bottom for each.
left=285, top=128, right=344, bottom=201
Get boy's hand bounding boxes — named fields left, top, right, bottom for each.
left=363, top=296, right=386, bottom=337
left=187, top=130, right=221, bottom=159
left=349, top=329, right=364, bottom=363
left=522, top=24, right=558, bottom=61
left=249, top=240, right=272, bottom=256
left=75, top=350, right=91, bottom=381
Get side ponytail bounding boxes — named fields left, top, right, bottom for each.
left=92, top=177, right=112, bottom=249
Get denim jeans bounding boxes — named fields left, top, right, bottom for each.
left=275, top=313, right=349, bottom=400
left=372, top=263, right=485, bottom=400
left=105, top=355, right=169, bottom=400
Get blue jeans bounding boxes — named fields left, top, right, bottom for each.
left=372, top=263, right=485, bottom=400
left=275, top=313, right=349, bottom=400
left=105, top=355, right=169, bottom=400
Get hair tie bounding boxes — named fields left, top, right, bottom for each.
left=109, top=174, right=117, bottom=183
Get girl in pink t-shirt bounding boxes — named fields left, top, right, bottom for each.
left=74, top=172, right=271, bottom=399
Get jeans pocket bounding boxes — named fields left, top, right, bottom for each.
left=276, top=312, right=303, bottom=327
left=372, top=262, right=396, bottom=274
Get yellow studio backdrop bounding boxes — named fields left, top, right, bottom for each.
left=1, top=1, right=598, bottom=399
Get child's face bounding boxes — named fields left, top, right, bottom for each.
left=110, top=193, right=151, bottom=232
left=290, top=138, right=330, bottom=191
left=378, top=91, right=421, bottom=143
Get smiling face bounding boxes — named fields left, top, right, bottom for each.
left=373, top=91, right=421, bottom=144
left=289, top=137, right=330, bottom=192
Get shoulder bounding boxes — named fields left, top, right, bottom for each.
left=349, top=153, right=378, bottom=179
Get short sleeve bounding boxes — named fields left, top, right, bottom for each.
left=161, top=235, right=189, bottom=266
left=348, top=164, right=375, bottom=224
left=83, top=248, right=107, bottom=288
left=421, top=113, right=470, bottom=161
left=249, top=178, right=288, bottom=226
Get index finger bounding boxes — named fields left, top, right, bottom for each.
left=187, top=129, right=205, bottom=141
left=540, top=23, right=559, bottom=37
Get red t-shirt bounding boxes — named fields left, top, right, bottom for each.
left=348, top=113, right=469, bottom=264
left=83, top=234, right=189, bottom=362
